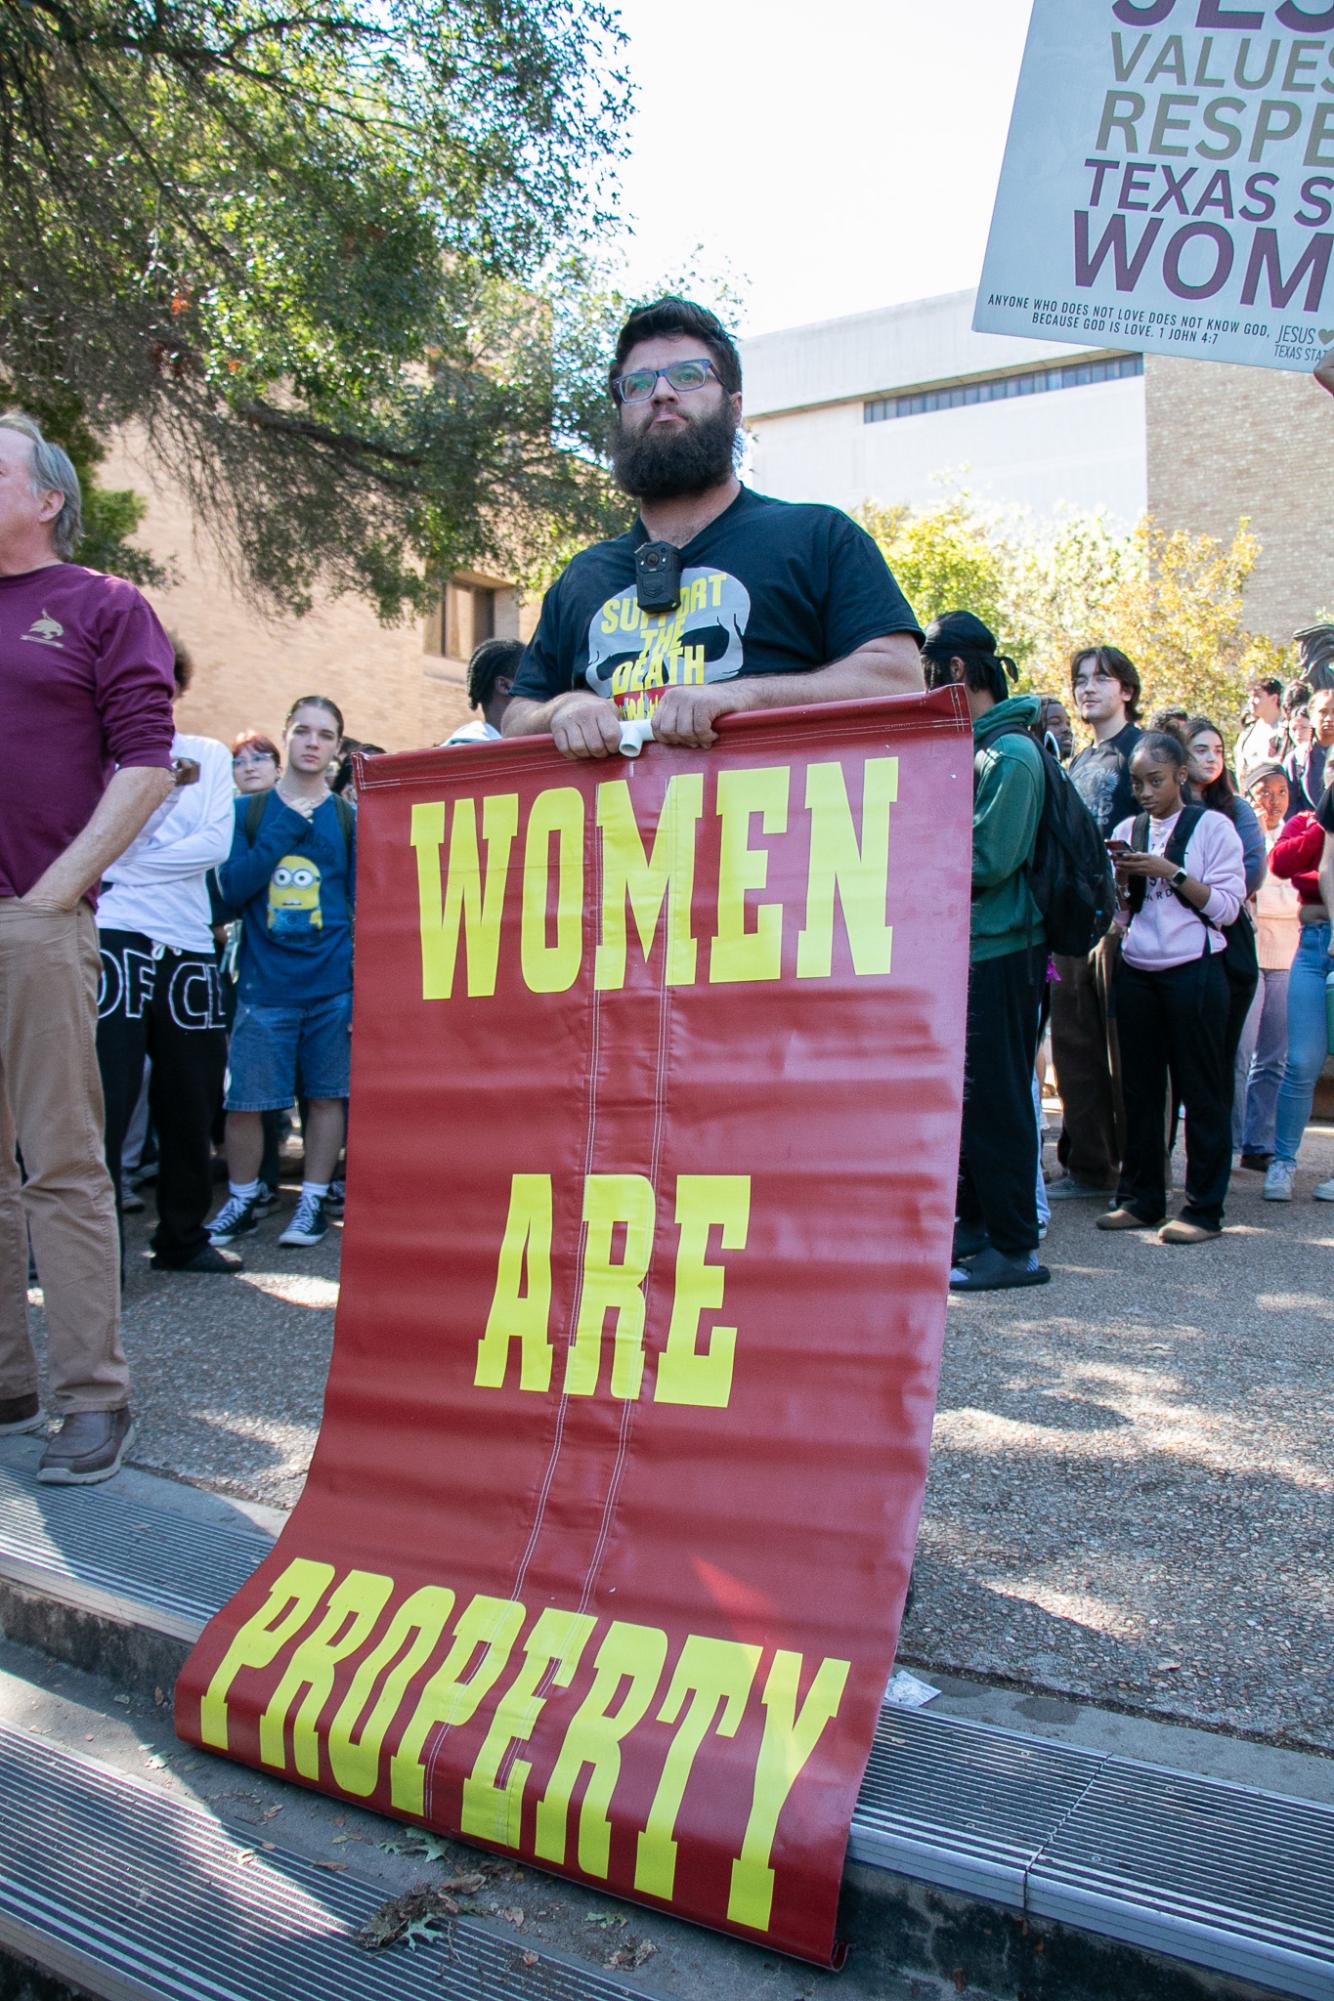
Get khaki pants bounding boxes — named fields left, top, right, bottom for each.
left=0, top=900, right=128, bottom=1413
left=1050, top=930, right=1126, bottom=1190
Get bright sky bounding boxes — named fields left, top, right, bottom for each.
left=606, top=0, right=1036, bottom=337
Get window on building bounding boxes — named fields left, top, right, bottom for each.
left=423, top=579, right=505, bottom=659
left=863, top=352, right=1143, bottom=424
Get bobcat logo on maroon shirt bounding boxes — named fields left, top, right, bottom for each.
left=19, top=611, right=65, bottom=649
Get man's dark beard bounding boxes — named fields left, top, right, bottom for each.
left=610, top=402, right=739, bottom=501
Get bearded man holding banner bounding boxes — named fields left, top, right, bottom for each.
left=502, top=298, right=924, bottom=752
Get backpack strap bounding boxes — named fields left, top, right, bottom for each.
left=243, top=792, right=267, bottom=845
left=1163, top=804, right=1205, bottom=880
left=331, top=791, right=355, bottom=861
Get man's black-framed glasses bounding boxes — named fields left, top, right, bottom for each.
left=611, top=358, right=719, bottom=404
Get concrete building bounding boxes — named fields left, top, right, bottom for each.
left=741, top=289, right=1332, bottom=644
left=102, top=428, right=538, bottom=753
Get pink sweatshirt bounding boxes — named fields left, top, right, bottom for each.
left=1112, top=808, right=1246, bottom=970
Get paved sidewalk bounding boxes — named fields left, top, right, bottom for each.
left=17, top=1128, right=1334, bottom=1755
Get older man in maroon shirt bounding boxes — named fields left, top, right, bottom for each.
left=0, top=413, right=175, bottom=1485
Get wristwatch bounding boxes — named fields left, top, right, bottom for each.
left=1170, top=866, right=1188, bottom=888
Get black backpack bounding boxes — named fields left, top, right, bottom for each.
left=981, top=728, right=1118, bottom=957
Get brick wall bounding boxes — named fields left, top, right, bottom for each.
left=1145, top=356, right=1334, bottom=646
left=101, top=429, right=538, bottom=753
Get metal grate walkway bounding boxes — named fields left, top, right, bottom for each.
left=0, top=1720, right=656, bottom=2001
left=3, top=1462, right=1333, bottom=1999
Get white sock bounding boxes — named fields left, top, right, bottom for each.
left=301, top=1181, right=330, bottom=1202
left=229, top=1179, right=261, bottom=1201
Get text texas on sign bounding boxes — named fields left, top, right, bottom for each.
left=976, top=0, right=1334, bottom=372
left=175, top=692, right=972, bottom=1966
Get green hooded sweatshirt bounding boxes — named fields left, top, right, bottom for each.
left=970, top=694, right=1046, bottom=963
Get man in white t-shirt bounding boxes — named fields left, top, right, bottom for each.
left=96, top=642, right=236, bottom=1273
left=440, top=639, right=522, bottom=746
left=1235, top=678, right=1284, bottom=780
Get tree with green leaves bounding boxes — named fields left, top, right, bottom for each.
left=0, top=0, right=631, bottom=614
left=858, top=494, right=1287, bottom=733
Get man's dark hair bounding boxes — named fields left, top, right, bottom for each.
left=1248, top=675, right=1283, bottom=698
left=1069, top=644, right=1142, bottom=724
left=1283, top=678, right=1313, bottom=717
left=468, top=638, right=524, bottom=712
left=331, top=738, right=385, bottom=796
left=170, top=633, right=193, bottom=696
left=921, top=610, right=1017, bottom=705
left=609, top=297, right=742, bottom=399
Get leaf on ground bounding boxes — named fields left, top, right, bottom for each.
left=607, top=1939, right=656, bottom=1971
left=496, top=1905, right=525, bottom=1928
left=403, top=1915, right=444, bottom=1951
left=584, top=1911, right=628, bottom=1929
left=355, top=1884, right=460, bottom=1951
left=521, top=1950, right=540, bottom=1967
left=313, top=1860, right=347, bottom=1873
left=442, top=1873, right=486, bottom=1894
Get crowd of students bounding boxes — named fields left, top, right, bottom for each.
left=105, top=623, right=1333, bottom=1291
left=945, top=627, right=1334, bottom=1293
left=103, top=643, right=527, bottom=1277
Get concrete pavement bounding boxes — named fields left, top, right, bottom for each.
left=17, top=1124, right=1334, bottom=1756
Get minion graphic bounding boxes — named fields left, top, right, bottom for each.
left=267, top=855, right=323, bottom=934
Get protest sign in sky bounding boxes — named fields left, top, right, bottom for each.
left=976, top=0, right=1334, bottom=370
left=175, top=694, right=972, bottom=1966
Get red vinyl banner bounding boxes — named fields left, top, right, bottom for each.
left=175, top=689, right=972, bottom=1965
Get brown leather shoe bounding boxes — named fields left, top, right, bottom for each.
left=0, top=1391, right=43, bottom=1435
left=1095, top=1207, right=1160, bottom=1230
left=36, top=1408, right=135, bottom=1485
left=1159, top=1219, right=1222, bottom=1245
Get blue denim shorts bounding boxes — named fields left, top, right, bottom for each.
left=225, top=992, right=352, bottom=1110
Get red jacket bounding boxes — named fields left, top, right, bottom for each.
left=1270, top=812, right=1325, bottom=905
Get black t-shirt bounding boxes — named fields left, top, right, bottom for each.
left=1068, top=722, right=1142, bottom=838
left=511, top=486, right=922, bottom=721
left=1316, top=779, right=1334, bottom=833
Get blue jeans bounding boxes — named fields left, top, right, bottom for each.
left=1272, top=923, right=1331, bottom=1165
left=225, top=991, right=352, bottom=1111
left=1232, top=965, right=1290, bottom=1154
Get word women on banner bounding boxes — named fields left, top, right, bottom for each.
left=411, top=757, right=898, bottom=999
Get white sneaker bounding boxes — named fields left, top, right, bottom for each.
left=1314, top=1175, right=1334, bottom=1202
left=1263, top=1160, right=1296, bottom=1201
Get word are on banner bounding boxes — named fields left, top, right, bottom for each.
left=975, top=0, right=1334, bottom=371
left=174, top=692, right=973, bottom=1966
